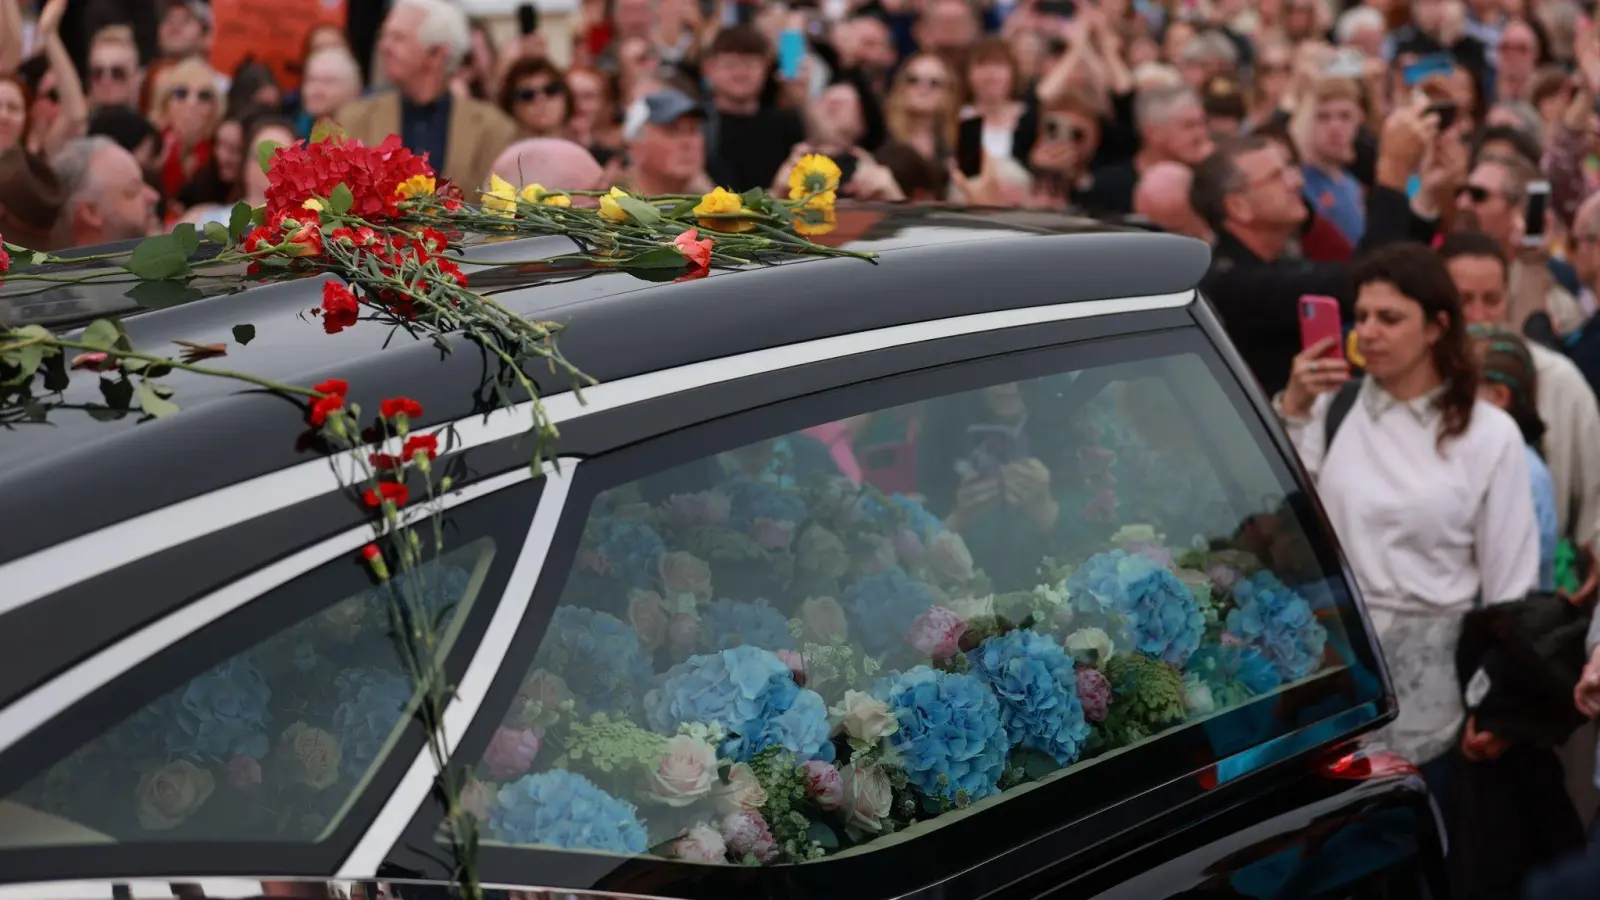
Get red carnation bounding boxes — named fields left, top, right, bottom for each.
left=309, top=393, right=344, bottom=426
left=363, top=481, right=411, bottom=508
left=312, top=378, right=349, bottom=397
left=380, top=397, right=423, bottom=420
left=369, top=451, right=402, bottom=470
left=361, top=543, right=382, bottom=562
left=322, top=281, right=359, bottom=317
left=402, top=433, right=439, bottom=461
left=0, top=242, right=11, bottom=274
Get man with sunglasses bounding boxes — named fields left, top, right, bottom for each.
left=85, top=26, right=143, bottom=113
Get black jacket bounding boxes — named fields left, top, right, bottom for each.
left=1198, top=184, right=1433, bottom=396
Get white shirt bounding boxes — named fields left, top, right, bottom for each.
left=1529, top=342, right=1600, bottom=546
left=1281, top=379, right=1539, bottom=763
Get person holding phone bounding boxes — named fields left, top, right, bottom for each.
left=1276, top=243, right=1538, bottom=858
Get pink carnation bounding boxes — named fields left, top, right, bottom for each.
left=482, top=727, right=542, bottom=779
left=776, top=649, right=807, bottom=687
left=800, top=760, right=844, bottom=811
left=227, top=754, right=262, bottom=789
left=672, top=822, right=727, bottom=863
left=663, top=490, right=731, bottom=527
left=1076, top=668, right=1112, bottom=723
left=906, top=605, right=967, bottom=661
left=721, top=810, right=779, bottom=862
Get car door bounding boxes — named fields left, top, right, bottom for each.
left=370, top=312, right=1392, bottom=900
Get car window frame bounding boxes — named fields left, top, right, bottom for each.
left=378, top=325, right=1388, bottom=898
left=0, top=474, right=546, bottom=885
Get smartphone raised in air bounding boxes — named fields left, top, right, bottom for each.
left=1522, top=180, right=1551, bottom=247
left=1299, top=294, right=1345, bottom=359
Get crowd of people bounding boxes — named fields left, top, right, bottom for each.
left=4, top=0, right=1600, bottom=894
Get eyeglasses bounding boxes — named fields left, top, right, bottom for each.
left=171, top=85, right=217, bottom=103
left=516, top=82, right=565, bottom=102
left=91, top=65, right=130, bottom=82
left=40, top=88, right=59, bottom=103
left=905, top=73, right=948, bottom=89
left=1456, top=184, right=1492, bottom=204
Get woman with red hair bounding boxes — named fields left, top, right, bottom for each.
left=0, top=0, right=86, bottom=160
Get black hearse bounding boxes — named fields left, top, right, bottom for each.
left=0, top=207, right=1445, bottom=900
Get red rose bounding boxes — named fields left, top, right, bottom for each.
left=402, top=433, right=439, bottom=461
left=672, top=228, right=713, bottom=269
left=363, top=481, right=411, bottom=508
left=379, top=397, right=423, bottom=420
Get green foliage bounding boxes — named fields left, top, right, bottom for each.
left=749, top=747, right=825, bottom=862
left=1100, top=654, right=1186, bottom=748
left=330, top=183, right=354, bottom=215
left=564, top=712, right=666, bottom=776
left=614, top=195, right=662, bottom=225
left=257, top=139, right=283, bottom=175
left=123, top=232, right=195, bottom=280
left=232, top=324, right=256, bottom=345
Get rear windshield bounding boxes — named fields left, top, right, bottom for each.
left=466, top=338, right=1374, bottom=871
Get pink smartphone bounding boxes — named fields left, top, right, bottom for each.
left=1298, top=295, right=1344, bottom=359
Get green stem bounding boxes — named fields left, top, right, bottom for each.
left=31, top=338, right=322, bottom=398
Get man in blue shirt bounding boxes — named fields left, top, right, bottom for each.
left=1299, top=78, right=1366, bottom=246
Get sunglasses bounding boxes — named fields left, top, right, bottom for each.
left=1456, top=184, right=1491, bottom=203
left=91, top=65, right=130, bottom=82
left=516, top=82, right=565, bottom=102
left=905, top=73, right=948, bottom=89
left=171, top=85, right=217, bottom=103
left=39, top=88, right=59, bottom=103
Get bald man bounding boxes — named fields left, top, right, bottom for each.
left=489, top=138, right=606, bottom=200
left=1132, top=161, right=1211, bottom=242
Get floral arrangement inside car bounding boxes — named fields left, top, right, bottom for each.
left=471, top=463, right=1339, bottom=865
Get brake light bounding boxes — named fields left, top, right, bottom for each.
left=1320, top=743, right=1419, bottom=780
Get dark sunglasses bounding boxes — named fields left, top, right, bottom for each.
left=171, top=85, right=217, bottom=103
left=91, top=65, right=129, bottom=82
left=1456, top=184, right=1491, bottom=204
left=1259, top=62, right=1291, bottom=74
left=516, top=82, right=565, bottom=102
left=904, top=74, right=948, bottom=89
left=41, top=88, right=59, bottom=103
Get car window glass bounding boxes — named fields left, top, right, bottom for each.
left=0, top=539, right=495, bottom=848
left=461, top=347, right=1354, bottom=867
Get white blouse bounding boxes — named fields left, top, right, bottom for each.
left=1280, top=379, right=1540, bottom=763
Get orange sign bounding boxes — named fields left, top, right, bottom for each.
left=209, top=0, right=348, bottom=92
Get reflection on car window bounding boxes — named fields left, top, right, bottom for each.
left=0, top=540, right=494, bottom=847
left=467, top=350, right=1349, bottom=867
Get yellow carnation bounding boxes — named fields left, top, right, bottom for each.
left=694, top=186, right=755, bottom=233
left=520, top=183, right=573, bottom=207
left=788, top=154, right=842, bottom=211
left=482, top=173, right=518, bottom=218
left=395, top=173, right=437, bottom=200
left=792, top=206, right=837, bottom=237
left=598, top=186, right=630, bottom=222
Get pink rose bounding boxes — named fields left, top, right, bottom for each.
left=720, top=810, right=778, bottom=862
left=648, top=735, right=719, bottom=807
left=856, top=535, right=897, bottom=576
left=800, top=597, right=849, bottom=643
left=482, top=727, right=542, bottom=780
left=628, top=589, right=669, bottom=652
left=659, top=551, right=713, bottom=600
left=800, top=760, right=844, bottom=811
left=227, top=754, right=262, bottom=789
left=751, top=517, right=795, bottom=551
left=927, top=531, right=975, bottom=583
left=715, top=762, right=768, bottom=814
left=906, top=605, right=967, bottom=661
left=776, top=649, right=807, bottom=687
left=839, top=762, right=893, bottom=834
left=664, top=490, right=731, bottom=527
left=892, top=528, right=926, bottom=568
left=673, top=822, right=728, bottom=863
left=1076, top=667, right=1112, bottom=723
left=668, top=613, right=700, bottom=656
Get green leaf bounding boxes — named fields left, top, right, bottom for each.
left=172, top=223, right=200, bottom=256
left=614, top=195, right=662, bottom=225
left=232, top=323, right=256, bottom=345
left=80, top=319, right=121, bottom=351
left=665, top=198, right=698, bottom=218
left=229, top=202, right=254, bottom=240
left=250, top=206, right=267, bottom=228
left=28, top=251, right=47, bottom=266
left=135, top=381, right=179, bottom=418
left=41, top=352, right=69, bottom=391
left=123, top=234, right=194, bottom=280
left=620, top=247, right=689, bottom=270
left=203, top=221, right=230, bottom=248
left=741, top=187, right=767, bottom=207
left=806, top=820, right=839, bottom=850
left=257, top=139, right=284, bottom=175
left=127, top=280, right=204, bottom=309
left=99, top=375, right=133, bottom=409
left=330, top=183, right=354, bottom=215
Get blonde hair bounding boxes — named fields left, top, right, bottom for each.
left=884, top=53, right=959, bottom=156
left=151, top=55, right=224, bottom=136
left=90, top=25, right=138, bottom=52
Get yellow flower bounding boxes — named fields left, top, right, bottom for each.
left=482, top=173, right=519, bottom=218
left=792, top=206, right=837, bottom=237
left=788, top=154, right=842, bottom=210
left=1346, top=329, right=1366, bottom=368
left=520, top=183, right=573, bottom=207
left=598, top=186, right=630, bottom=222
left=395, top=173, right=437, bottom=201
left=694, top=186, right=755, bottom=233
left=302, top=198, right=324, bottom=212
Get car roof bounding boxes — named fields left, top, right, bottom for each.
left=0, top=206, right=1209, bottom=563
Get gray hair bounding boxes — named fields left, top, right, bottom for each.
left=394, top=0, right=472, bottom=72
left=1178, top=31, right=1237, bottom=67
left=1136, top=84, right=1202, bottom=130
left=305, top=47, right=364, bottom=90
left=1490, top=100, right=1544, bottom=145
left=51, top=136, right=119, bottom=213
left=1334, top=6, right=1385, bottom=44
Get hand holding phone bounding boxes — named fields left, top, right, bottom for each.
left=1521, top=179, right=1551, bottom=248
left=778, top=28, right=806, bottom=81
left=1298, top=295, right=1344, bottom=359
left=517, top=2, right=539, bottom=35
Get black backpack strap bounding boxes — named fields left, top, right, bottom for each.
left=1323, top=378, right=1363, bottom=456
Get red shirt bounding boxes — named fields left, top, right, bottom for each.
left=1301, top=211, right=1353, bottom=263
left=159, top=131, right=212, bottom=201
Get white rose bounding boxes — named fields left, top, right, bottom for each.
left=828, top=690, right=898, bottom=743
left=839, top=762, right=893, bottom=834
left=1064, top=627, right=1115, bottom=666
left=649, top=735, right=719, bottom=807
left=1184, top=673, right=1216, bottom=717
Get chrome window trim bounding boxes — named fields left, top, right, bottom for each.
left=0, top=465, right=538, bottom=760
left=337, top=459, right=576, bottom=877
left=0, top=292, right=1194, bottom=612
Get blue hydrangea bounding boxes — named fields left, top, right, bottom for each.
left=367, top=562, right=474, bottom=625
left=874, top=666, right=1007, bottom=802
left=858, top=492, right=946, bottom=540
left=164, top=657, right=272, bottom=760
left=331, top=667, right=413, bottom=781
left=967, top=629, right=1090, bottom=766
left=725, top=478, right=809, bottom=529
left=644, top=645, right=829, bottom=762
left=1186, top=645, right=1282, bottom=702
left=487, top=770, right=648, bottom=853
left=532, top=606, right=652, bottom=715
left=1225, top=571, right=1328, bottom=681
left=1066, top=550, right=1204, bottom=668
left=588, top=516, right=666, bottom=590
left=703, top=597, right=796, bottom=652
left=844, top=566, right=937, bottom=661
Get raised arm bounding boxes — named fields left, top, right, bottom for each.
left=32, top=0, right=86, bottom=159
left=0, top=0, right=23, bottom=74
